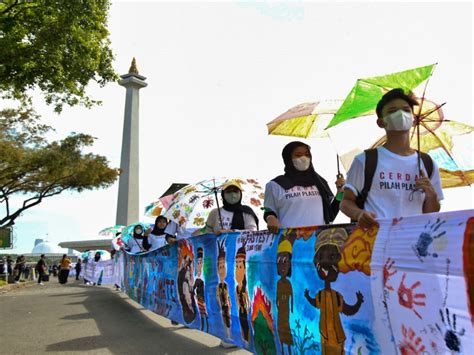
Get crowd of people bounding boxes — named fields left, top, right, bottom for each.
left=122, top=89, right=443, bottom=254
left=0, top=253, right=85, bottom=286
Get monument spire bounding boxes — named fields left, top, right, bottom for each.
left=129, top=57, right=139, bottom=75
left=115, top=58, right=147, bottom=226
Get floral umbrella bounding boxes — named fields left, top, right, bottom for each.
left=163, top=177, right=265, bottom=231
left=144, top=200, right=165, bottom=217
left=144, top=183, right=189, bottom=217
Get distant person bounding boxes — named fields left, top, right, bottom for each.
left=124, top=224, right=149, bottom=253
left=110, top=249, right=120, bottom=290
left=75, top=259, right=82, bottom=280
left=35, top=254, right=47, bottom=286
left=23, top=265, right=30, bottom=280
left=205, top=180, right=259, bottom=235
left=58, top=254, right=71, bottom=284
left=14, top=255, right=26, bottom=283
left=52, top=264, right=58, bottom=277
left=6, top=255, right=13, bottom=276
left=92, top=251, right=103, bottom=286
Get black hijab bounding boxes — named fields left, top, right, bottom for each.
left=221, top=188, right=259, bottom=230
left=150, top=216, right=167, bottom=235
left=272, top=141, right=337, bottom=224
left=133, top=225, right=145, bottom=239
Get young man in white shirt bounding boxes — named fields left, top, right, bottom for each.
left=340, top=88, right=443, bottom=228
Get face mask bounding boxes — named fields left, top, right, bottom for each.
left=383, top=110, right=414, bottom=131
left=292, top=156, right=311, bottom=171
left=135, top=228, right=143, bottom=235
left=224, top=191, right=241, bottom=205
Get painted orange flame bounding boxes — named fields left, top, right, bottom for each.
left=251, top=287, right=274, bottom=331
left=178, top=239, right=194, bottom=269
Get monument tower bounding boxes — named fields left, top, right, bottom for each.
left=115, top=58, right=147, bottom=226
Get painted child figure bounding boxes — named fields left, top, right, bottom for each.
left=235, top=243, right=251, bottom=345
left=276, top=239, right=294, bottom=355
left=193, top=247, right=209, bottom=332
left=216, top=239, right=232, bottom=342
left=304, top=228, right=364, bottom=355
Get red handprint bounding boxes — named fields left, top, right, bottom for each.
left=383, top=257, right=397, bottom=291
left=399, top=325, right=426, bottom=355
left=398, top=273, right=426, bottom=319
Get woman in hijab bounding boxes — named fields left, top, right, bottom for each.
left=124, top=224, right=150, bottom=253
left=205, top=180, right=259, bottom=235
left=264, top=141, right=345, bottom=233
left=144, top=216, right=169, bottom=251
left=58, top=254, right=72, bottom=284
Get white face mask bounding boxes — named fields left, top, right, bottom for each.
left=224, top=191, right=241, bottom=205
left=135, top=228, right=143, bottom=235
left=383, top=109, right=414, bottom=131
left=292, top=156, right=311, bottom=171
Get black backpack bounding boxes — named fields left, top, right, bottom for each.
left=355, top=149, right=434, bottom=210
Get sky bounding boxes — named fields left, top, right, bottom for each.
left=4, top=0, right=473, bottom=253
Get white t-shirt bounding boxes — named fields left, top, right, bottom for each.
left=164, top=221, right=194, bottom=240
left=205, top=208, right=258, bottom=233
left=125, top=237, right=146, bottom=253
left=264, top=181, right=325, bottom=229
left=345, top=147, right=444, bottom=219
left=148, top=233, right=167, bottom=250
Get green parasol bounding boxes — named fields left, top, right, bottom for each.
left=326, top=64, right=436, bottom=129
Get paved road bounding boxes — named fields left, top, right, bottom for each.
left=0, top=280, right=251, bottom=355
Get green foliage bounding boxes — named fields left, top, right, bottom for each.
left=0, top=0, right=118, bottom=112
left=0, top=108, right=120, bottom=227
left=253, top=311, right=277, bottom=355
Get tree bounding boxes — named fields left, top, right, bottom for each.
left=0, top=108, right=120, bottom=228
left=0, top=0, right=118, bottom=112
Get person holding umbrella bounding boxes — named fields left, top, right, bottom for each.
left=340, top=89, right=444, bottom=229
left=264, top=141, right=345, bottom=234
left=205, top=180, right=259, bottom=235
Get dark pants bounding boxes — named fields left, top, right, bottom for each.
left=38, top=272, right=45, bottom=283
left=75, top=269, right=81, bottom=280
left=58, top=269, right=69, bottom=284
left=14, top=267, right=24, bottom=282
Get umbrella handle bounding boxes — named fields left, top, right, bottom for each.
left=336, top=154, right=341, bottom=176
left=213, top=188, right=224, bottom=229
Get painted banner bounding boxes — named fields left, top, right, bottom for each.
left=111, top=209, right=474, bottom=354
left=83, top=259, right=115, bottom=285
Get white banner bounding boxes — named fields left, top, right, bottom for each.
left=83, top=259, right=115, bottom=285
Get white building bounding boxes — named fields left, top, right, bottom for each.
left=25, top=240, right=78, bottom=263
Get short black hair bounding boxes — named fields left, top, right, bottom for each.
left=376, top=88, right=418, bottom=118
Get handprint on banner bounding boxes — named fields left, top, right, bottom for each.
left=435, top=308, right=465, bottom=353
left=383, top=257, right=397, bottom=291
left=414, top=218, right=447, bottom=259
left=397, top=274, right=426, bottom=319
left=399, top=325, right=426, bottom=355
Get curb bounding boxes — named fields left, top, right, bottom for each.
left=0, top=280, right=36, bottom=294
